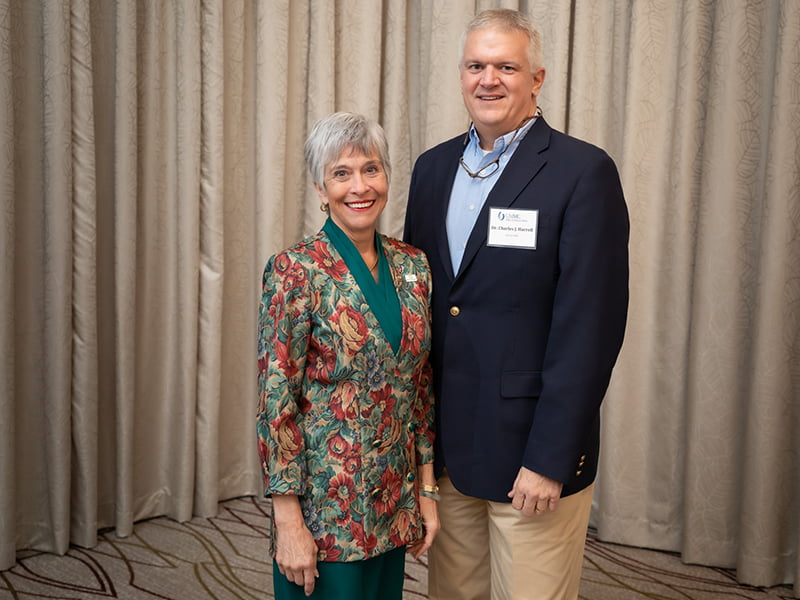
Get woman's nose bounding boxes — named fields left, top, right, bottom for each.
left=350, top=172, right=368, bottom=193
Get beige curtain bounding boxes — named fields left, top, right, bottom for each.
left=1, top=0, right=798, bottom=593
left=590, top=0, right=800, bottom=591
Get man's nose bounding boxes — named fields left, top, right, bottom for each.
left=480, top=65, right=499, bottom=86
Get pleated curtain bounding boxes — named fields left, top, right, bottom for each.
left=1, top=0, right=798, bottom=593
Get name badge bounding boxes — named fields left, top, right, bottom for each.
left=487, top=208, right=538, bottom=249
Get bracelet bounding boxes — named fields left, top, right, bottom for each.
left=420, top=484, right=440, bottom=501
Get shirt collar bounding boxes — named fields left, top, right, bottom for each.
left=466, top=114, right=539, bottom=155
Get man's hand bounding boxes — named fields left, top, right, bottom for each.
left=507, top=467, right=563, bottom=517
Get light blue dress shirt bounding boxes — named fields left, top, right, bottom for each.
left=446, top=116, right=538, bottom=274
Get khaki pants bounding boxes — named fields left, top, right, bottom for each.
left=428, top=473, right=594, bottom=600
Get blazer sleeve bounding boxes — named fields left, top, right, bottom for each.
left=257, top=252, right=311, bottom=496
left=412, top=252, right=435, bottom=466
left=524, top=150, right=629, bottom=483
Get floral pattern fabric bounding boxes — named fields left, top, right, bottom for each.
left=257, top=230, right=435, bottom=563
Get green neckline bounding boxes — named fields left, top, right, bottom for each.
left=322, top=218, right=402, bottom=354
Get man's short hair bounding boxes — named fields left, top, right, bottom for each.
left=459, top=8, right=543, bottom=71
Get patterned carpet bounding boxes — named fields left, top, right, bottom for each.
left=1, top=496, right=796, bottom=599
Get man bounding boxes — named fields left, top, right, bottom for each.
left=403, top=9, right=629, bottom=600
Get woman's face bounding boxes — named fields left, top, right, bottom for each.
left=316, top=146, right=388, bottom=240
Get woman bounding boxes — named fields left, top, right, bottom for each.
left=257, top=112, right=439, bottom=599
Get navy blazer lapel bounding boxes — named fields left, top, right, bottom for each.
left=433, top=138, right=464, bottom=282
left=456, top=118, right=551, bottom=279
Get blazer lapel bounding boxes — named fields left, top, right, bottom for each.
left=456, top=118, right=551, bottom=280
left=386, top=242, right=426, bottom=361
left=432, top=138, right=464, bottom=282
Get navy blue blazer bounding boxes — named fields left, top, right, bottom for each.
left=403, top=116, right=629, bottom=502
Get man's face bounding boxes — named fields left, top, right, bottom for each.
left=460, top=27, right=545, bottom=148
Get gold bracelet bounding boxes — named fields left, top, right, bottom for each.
left=420, top=484, right=440, bottom=501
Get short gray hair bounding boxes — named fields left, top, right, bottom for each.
left=459, top=9, right=543, bottom=71
left=304, top=112, right=391, bottom=188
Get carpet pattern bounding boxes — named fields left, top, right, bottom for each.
left=1, top=496, right=795, bottom=599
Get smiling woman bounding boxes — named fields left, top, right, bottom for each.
left=304, top=114, right=393, bottom=273
left=258, top=113, right=440, bottom=599
left=316, top=149, right=388, bottom=257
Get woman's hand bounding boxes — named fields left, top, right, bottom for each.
left=409, top=465, right=440, bottom=559
left=272, top=495, right=319, bottom=596
left=409, top=494, right=440, bottom=558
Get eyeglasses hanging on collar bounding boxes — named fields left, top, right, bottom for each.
left=459, top=107, right=542, bottom=179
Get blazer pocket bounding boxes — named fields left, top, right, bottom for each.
left=500, top=370, right=542, bottom=398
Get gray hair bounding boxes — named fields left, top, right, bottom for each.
left=459, top=9, right=543, bottom=71
left=304, top=112, right=391, bottom=188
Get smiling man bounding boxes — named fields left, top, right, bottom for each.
left=403, top=9, right=630, bottom=600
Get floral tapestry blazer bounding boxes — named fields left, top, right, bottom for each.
left=257, top=229, right=435, bottom=562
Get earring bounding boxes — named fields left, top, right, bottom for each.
left=320, top=202, right=329, bottom=213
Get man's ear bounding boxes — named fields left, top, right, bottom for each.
left=532, top=67, right=546, bottom=98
